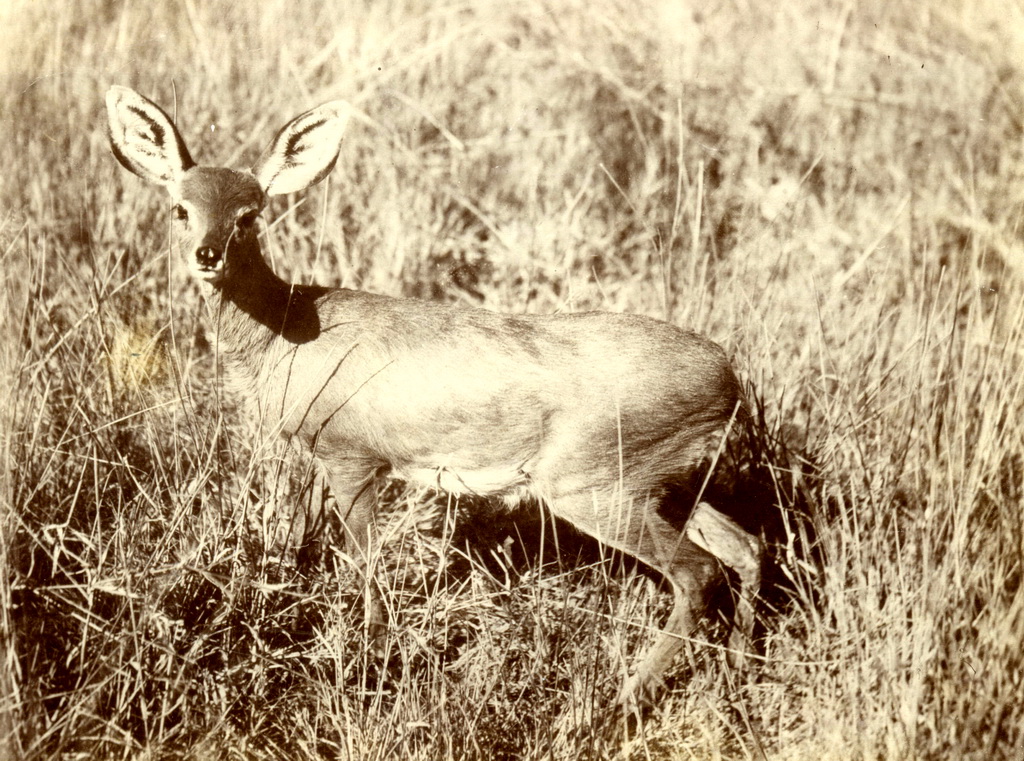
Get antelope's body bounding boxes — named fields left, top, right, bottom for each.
left=106, top=86, right=762, bottom=708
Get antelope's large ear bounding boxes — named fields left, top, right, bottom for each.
left=105, top=86, right=195, bottom=187
left=253, top=101, right=350, bottom=196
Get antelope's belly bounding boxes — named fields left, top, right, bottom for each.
left=398, top=462, right=538, bottom=505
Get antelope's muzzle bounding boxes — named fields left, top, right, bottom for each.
left=195, top=246, right=222, bottom=272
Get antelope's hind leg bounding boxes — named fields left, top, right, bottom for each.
left=543, top=489, right=724, bottom=707
left=613, top=504, right=762, bottom=708
left=615, top=536, right=723, bottom=708
left=685, top=502, right=762, bottom=667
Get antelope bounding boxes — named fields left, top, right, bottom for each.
left=105, top=85, right=762, bottom=707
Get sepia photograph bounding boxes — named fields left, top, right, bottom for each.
left=1, top=0, right=1021, bottom=758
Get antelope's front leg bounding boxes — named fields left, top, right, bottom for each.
left=327, top=466, right=386, bottom=649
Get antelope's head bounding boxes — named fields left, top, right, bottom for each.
left=105, top=86, right=349, bottom=288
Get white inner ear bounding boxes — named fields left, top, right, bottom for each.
left=106, top=86, right=192, bottom=186
left=256, top=102, right=351, bottom=196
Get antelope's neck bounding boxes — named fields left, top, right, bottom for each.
left=201, top=246, right=320, bottom=381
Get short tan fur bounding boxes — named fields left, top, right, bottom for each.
left=105, top=86, right=762, bottom=707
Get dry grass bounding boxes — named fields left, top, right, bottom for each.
left=2, top=0, right=1023, bottom=758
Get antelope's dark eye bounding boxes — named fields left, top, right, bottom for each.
left=236, top=211, right=258, bottom=230
left=172, top=204, right=189, bottom=222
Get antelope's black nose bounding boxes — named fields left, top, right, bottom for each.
left=195, top=247, right=221, bottom=270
